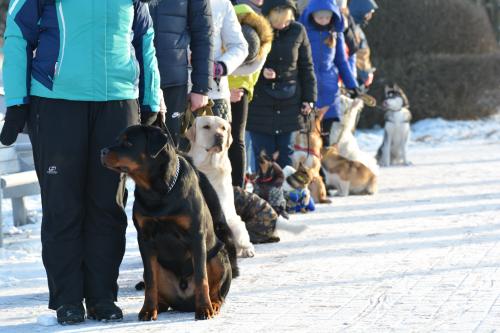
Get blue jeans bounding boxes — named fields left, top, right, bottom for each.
left=249, top=131, right=293, bottom=169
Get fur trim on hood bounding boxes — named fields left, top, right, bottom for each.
left=237, top=9, right=274, bottom=60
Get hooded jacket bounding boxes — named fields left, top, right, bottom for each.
left=348, top=0, right=378, bottom=83
left=299, top=0, right=357, bottom=119
left=3, top=0, right=160, bottom=112
left=228, top=4, right=273, bottom=101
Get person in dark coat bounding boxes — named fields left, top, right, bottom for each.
left=247, top=0, right=317, bottom=168
left=348, top=0, right=378, bottom=89
left=150, top=0, right=213, bottom=149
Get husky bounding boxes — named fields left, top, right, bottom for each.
left=376, top=84, right=412, bottom=166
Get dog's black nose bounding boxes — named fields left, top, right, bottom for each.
left=214, top=134, right=224, bottom=146
left=101, top=148, right=109, bottom=157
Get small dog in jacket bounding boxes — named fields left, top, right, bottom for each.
left=253, top=150, right=289, bottom=219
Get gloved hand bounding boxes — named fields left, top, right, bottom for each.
left=140, top=108, right=165, bottom=128
left=0, top=104, right=29, bottom=146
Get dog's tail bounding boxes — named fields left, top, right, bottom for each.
left=275, top=216, right=308, bottom=234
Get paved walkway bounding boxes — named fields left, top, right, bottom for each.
left=0, top=141, right=499, bottom=332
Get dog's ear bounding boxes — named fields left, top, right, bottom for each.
left=225, top=124, right=233, bottom=150
left=185, top=118, right=197, bottom=143
left=147, top=127, right=170, bottom=158
left=316, top=109, right=325, bottom=122
left=259, top=149, right=267, bottom=159
left=272, top=150, right=280, bottom=162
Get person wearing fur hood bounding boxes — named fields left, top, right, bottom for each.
left=228, top=4, right=273, bottom=187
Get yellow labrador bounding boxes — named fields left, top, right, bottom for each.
left=186, top=116, right=256, bottom=258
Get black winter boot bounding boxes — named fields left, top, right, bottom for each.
left=86, top=300, right=123, bottom=322
left=56, top=303, right=85, bottom=325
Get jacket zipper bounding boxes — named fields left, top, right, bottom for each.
left=8, top=0, right=21, bottom=15
left=55, top=1, right=67, bottom=77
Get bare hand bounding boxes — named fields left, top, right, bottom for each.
left=300, top=102, right=312, bottom=115
left=230, top=88, right=244, bottom=103
left=158, top=89, right=167, bottom=113
left=263, top=68, right=276, bottom=80
left=190, top=92, right=208, bottom=111
left=364, top=72, right=374, bottom=87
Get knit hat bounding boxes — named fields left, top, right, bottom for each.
left=261, top=0, right=297, bottom=16
left=241, top=24, right=261, bottom=64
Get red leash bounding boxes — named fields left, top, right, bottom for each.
left=293, top=144, right=321, bottom=159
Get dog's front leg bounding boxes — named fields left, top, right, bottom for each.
left=381, top=127, right=392, bottom=167
left=192, top=228, right=214, bottom=320
left=138, top=239, right=159, bottom=321
left=336, top=180, right=350, bottom=197
left=402, top=126, right=411, bottom=166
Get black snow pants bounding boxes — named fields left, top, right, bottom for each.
left=27, top=96, right=139, bottom=310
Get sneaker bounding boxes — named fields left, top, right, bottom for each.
left=86, top=300, right=123, bottom=322
left=56, top=303, right=85, bottom=325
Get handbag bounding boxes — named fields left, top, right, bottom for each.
left=263, top=81, right=297, bottom=100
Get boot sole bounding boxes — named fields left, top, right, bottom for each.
left=87, top=314, right=123, bottom=322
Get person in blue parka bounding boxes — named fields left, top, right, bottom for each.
left=0, top=0, right=160, bottom=325
left=299, top=0, right=360, bottom=146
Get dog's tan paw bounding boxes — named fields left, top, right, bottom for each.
left=138, top=307, right=158, bottom=321
left=195, top=304, right=215, bottom=320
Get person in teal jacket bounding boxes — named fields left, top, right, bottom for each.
left=0, top=0, right=160, bottom=325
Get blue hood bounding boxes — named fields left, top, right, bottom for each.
left=300, top=0, right=344, bottom=32
left=348, top=0, right=378, bottom=24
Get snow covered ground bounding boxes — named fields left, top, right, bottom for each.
left=0, top=114, right=499, bottom=332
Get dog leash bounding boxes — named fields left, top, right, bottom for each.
left=340, top=86, right=378, bottom=108
left=166, top=156, right=180, bottom=193
left=180, top=99, right=215, bottom=137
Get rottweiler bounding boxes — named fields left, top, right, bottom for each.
left=101, top=125, right=238, bottom=321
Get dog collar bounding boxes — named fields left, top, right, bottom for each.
left=256, top=176, right=274, bottom=183
left=166, top=156, right=180, bottom=193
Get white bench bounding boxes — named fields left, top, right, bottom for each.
left=0, top=170, right=40, bottom=247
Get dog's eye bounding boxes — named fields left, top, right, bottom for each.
left=203, top=125, right=210, bottom=130
left=122, top=141, right=133, bottom=148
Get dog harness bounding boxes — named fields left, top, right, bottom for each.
left=293, top=144, right=321, bottom=159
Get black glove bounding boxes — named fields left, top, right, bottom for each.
left=140, top=108, right=159, bottom=126
left=140, top=108, right=167, bottom=130
left=0, top=104, right=29, bottom=146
